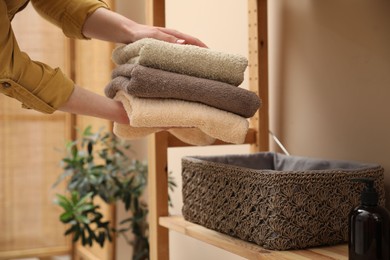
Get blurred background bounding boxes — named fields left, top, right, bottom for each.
left=1, top=0, right=389, bottom=259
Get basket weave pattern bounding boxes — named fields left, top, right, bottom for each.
left=181, top=154, right=385, bottom=250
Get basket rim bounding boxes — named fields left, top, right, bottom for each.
left=182, top=152, right=383, bottom=176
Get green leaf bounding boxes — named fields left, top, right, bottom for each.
left=82, top=125, right=93, bottom=137
left=87, top=236, right=93, bottom=247
left=87, top=141, right=93, bottom=156
left=124, top=193, right=132, bottom=211
left=72, top=228, right=81, bottom=242
left=134, top=197, right=139, bottom=212
left=55, top=194, right=72, bottom=211
left=106, top=230, right=112, bottom=242
left=71, top=191, right=79, bottom=205
left=81, top=228, right=87, bottom=246
left=60, top=211, right=74, bottom=223
left=85, top=225, right=95, bottom=247
left=76, top=192, right=93, bottom=207
left=97, top=232, right=105, bottom=247
left=76, top=203, right=95, bottom=213
left=71, top=145, right=78, bottom=159
left=76, top=214, right=90, bottom=224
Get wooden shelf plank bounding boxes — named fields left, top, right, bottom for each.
left=159, top=216, right=348, bottom=260
left=0, top=246, right=69, bottom=259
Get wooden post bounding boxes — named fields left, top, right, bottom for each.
left=148, top=132, right=170, bottom=260
left=146, top=1, right=168, bottom=259
left=249, top=0, right=269, bottom=152
left=146, top=0, right=165, bottom=27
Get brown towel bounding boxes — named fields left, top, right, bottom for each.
left=105, top=64, right=261, bottom=118
left=111, top=38, right=248, bottom=86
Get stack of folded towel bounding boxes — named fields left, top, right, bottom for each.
left=105, top=38, right=261, bottom=146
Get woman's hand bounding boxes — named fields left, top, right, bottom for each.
left=82, top=8, right=207, bottom=48
left=128, top=23, right=207, bottom=47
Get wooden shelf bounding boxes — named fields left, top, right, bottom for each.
left=159, top=216, right=348, bottom=260
left=148, top=1, right=337, bottom=259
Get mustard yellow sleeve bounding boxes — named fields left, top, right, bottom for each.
left=31, top=0, right=109, bottom=39
left=0, top=1, right=74, bottom=114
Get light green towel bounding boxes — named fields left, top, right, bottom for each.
left=112, top=38, right=248, bottom=86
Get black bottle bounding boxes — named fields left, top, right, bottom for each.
left=349, top=178, right=390, bottom=260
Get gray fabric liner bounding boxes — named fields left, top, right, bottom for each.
left=187, top=152, right=379, bottom=172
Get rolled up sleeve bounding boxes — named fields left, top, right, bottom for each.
left=31, top=0, right=109, bottom=39
left=0, top=1, right=74, bottom=114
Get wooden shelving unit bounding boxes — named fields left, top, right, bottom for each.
left=146, top=0, right=348, bottom=259
left=160, top=216, right=348, bottom=260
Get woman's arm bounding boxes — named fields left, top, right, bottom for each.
left=58, top=85, right=129, bottom=124
left=82, top=7, right=207, bottom=47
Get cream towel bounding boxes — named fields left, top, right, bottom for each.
left=113, top=124, right=216, bottom=146
left=105, top=64, right=261, bottom=118
left=114, top=91, right=249, bottom=144
left=112, top=38, right=248, bottom=86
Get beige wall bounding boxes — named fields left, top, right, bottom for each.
left=269, top=0, right=390, bottom=209
left=115, top=0, right=390, bottom=259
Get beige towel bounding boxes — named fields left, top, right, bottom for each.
left=114, top=91, right=249, bottom=144
left=105, top=64, right=261, bottom=118
left=112, top=38, right=248, bottom=86
left=113, top=124, right=216, bottom=146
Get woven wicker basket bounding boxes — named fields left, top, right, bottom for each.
left=181, top=152, right=385, bottom=250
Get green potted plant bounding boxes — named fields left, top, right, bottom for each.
left=54, top=126, right=176, bottom=260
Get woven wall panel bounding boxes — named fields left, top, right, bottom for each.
left=0, top=3, right=70, bottom=255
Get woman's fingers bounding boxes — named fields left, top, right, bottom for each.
left=158, top=27, right=208, bottom=48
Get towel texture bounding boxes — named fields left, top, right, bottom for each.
left=114, top=124, right=216, bottom=146
left=105, top=64, right=261, bottom=118
left=114, top=91, right=249, bottom=144
left=112, top=38, right=248, bottom=86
